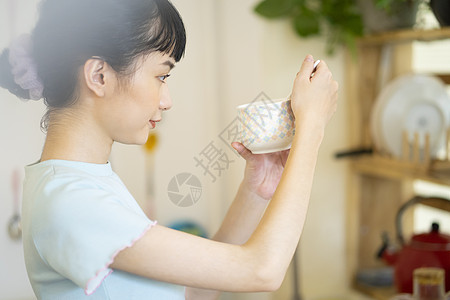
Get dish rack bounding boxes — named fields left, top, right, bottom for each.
left=372, top=128, right=450, bottom=174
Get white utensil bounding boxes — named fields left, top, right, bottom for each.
left=310, top=60, right=321, bottom=78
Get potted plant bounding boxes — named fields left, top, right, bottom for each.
left=358, top=0, right=420, bottom=33
left=254, top=0, right=421, bottom=55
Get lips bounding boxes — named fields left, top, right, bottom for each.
left=149, top=119, right=161, bottom=128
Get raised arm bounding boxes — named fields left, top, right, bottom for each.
left=111, top=55, right=338, bottom=294
left=185, top=136, right=290, bottom=299
left=211, top=143, right=290, bottom=245
left=184, top=179, right=275, bottom=299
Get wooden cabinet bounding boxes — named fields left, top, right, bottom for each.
left=345, top=28, right=450, bottom=299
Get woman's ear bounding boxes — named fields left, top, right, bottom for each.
left=83, top=57, right=108, bottom=97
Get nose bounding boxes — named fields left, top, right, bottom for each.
left=159, top=83, right=172, bottom=111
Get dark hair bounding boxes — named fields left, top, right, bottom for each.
left=0, top=0, right=186, bottom=110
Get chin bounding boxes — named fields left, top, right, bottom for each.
left=114, top=127, right=150, bottom=146
left=115, top=135, right=148, bottom=146
left=134, top=136, right=148, bottom=146
left=138, top=132, right=152, bottom=146
left=136, top=138, right=147, bottom=146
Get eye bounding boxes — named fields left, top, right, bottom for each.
left=158, top=74, right=171, bottom=82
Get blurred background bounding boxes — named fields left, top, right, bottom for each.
left=1, top=0, right=449, bottom=299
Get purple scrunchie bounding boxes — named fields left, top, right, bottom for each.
left=8, top=34, right=44, bottom=100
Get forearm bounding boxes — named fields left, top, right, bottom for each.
left=212, top=183, right=268, bottom=244
left=244, top=121, right=324, bottom=285
left=185, top=180, right=269, bottom=299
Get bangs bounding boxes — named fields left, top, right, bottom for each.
left=146, top=0, right=186, bottom=62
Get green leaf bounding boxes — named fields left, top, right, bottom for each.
left=293, top=0, right=305, bottom=5
left=292, top=8, right=320, bottom=37
left=340, top=13, right=364, bottom=36
left=253, top=0, right=365, bottom=56
left=374, top=0, right=394, bottom=11
left=254, top=0, right=296, bottom=19
left=342, top=31, right=358, bottom=59
left=325, top=26, right=343, bottom=55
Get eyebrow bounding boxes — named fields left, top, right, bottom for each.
left=161, top=60, right=175, bottom=70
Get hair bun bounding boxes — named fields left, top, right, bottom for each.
left=8, top=34, right=44, bottom=100
left=0, top=48, right=30, bottom=100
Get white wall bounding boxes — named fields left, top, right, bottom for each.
left=0, top=1, right=43, bottom=299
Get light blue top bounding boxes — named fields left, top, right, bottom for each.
left=22, top=159, right=185, bottom=299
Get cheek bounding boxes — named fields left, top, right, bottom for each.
left=134, top=81, right=161, bottom=108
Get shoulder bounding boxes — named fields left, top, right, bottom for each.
left=24, top=160, right=135, bottom=233
left=25, top=159, right=122, bottom=200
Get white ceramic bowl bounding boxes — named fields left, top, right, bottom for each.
left=236, top=98, right=295, bottom=154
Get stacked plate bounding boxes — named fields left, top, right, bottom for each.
left=371, top=74, right=450, bottom=159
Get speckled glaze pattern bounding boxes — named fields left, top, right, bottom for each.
left=237, top=99, right=295, bottom=154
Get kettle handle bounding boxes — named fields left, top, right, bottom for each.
left=396, top=196, right=450, bottom=245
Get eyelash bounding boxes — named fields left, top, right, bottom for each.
left=158, top=74, right=171, bottom=82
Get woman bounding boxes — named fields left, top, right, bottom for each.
left=0, top=0, right=338, bottom=299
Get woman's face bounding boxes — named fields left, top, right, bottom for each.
left=100, top=52, right=175, bottom=145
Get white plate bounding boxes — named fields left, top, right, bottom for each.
left=371, top=74, right=450, bottom=159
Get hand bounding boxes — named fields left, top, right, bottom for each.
left=290, top=55, right=339, bottom=130
left=232, top=142, right=290, bottom=201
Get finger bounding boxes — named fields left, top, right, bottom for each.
left=231, top=142, right=253, bottom=160
left=297, top=55, right=315, bottom=80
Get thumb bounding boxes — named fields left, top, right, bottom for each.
left=231, top=142, right=253, bottom=160
left=297, top=54, right=315, bottom=80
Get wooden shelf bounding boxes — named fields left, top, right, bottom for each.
left=359, top=27, right=450, bottom=46
left=354, top=283, right=397, bottom=300
left=346, top=27, right=450, bottom=300
left=351, top=156, right=450, bottom=186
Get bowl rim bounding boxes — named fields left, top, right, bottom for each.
left=236, top=97, right=289, bottom=110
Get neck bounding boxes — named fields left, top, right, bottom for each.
left=40, top=109, right=113, bottom=164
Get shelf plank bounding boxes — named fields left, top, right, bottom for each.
left=436, top=74, right=450, bottom=84
left=351, top=156, right=450, bottom=186
left=359, top=27, right=450, bottom=46
left=354, top=283, right=397, bottom=300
